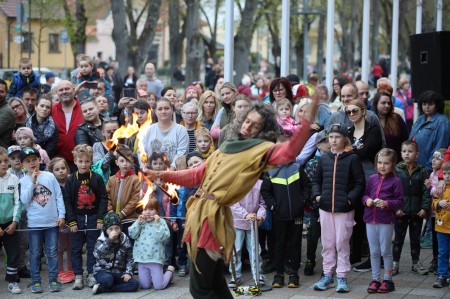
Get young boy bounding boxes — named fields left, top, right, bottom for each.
left=76, top=55, right=110, bottom=96
left=106, top=147, right=140, bottom=238
left=432, top=160, right=450, bottom=288
left=261, top=157, right=311, bottom=288
left=92, top=212, right=139, bottom=295
left=0, top=146, right=22, bottom=294
left=7, top=57, right=41, bottom=100
left=393, top=140, right=431, bottom=275
left=304, top=130, right=330, bottom=276
left=64, top=144, right=108, bottom=290
left=7, top=145, right=27, bottom=179
left=19, top=147, right=65, bottom=293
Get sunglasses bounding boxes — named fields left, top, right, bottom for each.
left=103, top=116, right=118, bottom=123
left=433, top=152, right=444, bottom=160
left=345, top=108, right=360, bottom=116
left=11, top=104, right=22, bottom=110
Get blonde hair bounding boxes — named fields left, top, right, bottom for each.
left=19, top=57, right=32, bottom=67
left=275, top=98, right=292, bottom=111
left=79, top=55, right=93, bottom=66
left=197, top=91, right=220, bottom=122
left=72, top=144, right=93, bottom=161
left=375, top=148, right=397, bottom=167
left=49, top=157, right=69, bottom=173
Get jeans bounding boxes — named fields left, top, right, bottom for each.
left=229, top=228, right=263, bottom=279
left=71, top=214, right=100, bottom=275
left=94, top=271, right=139, bottom=293
left=28, top=226, right=59, bottom=283
left=436, top=232, right=450, bottom=278
left=175, top=219, right=188, bottom=266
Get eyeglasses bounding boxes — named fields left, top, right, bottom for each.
left=273, top=88, right=285, bottom=93
left=433, top=151, right=444, bottom=160
left=345, top=108, right=360, bottom=116
left=103, top=116, right=118, bottom=123
left=11, top=104, right=22, bottom=110
left=182, top=112, right=197, bottom=116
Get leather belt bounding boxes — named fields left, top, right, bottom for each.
left=194, top=189, right=216, bottom=200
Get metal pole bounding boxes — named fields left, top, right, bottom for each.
left=436, top=0, right=442, bottom=31
left=28, top=0, right=31, bottom=59
left=361, top=0, right=370, bottom=83
left=252, top=220, right=260, bottom=285
left=325, top=0, right=335, bottom=93
left=280, top=0, right=290, bottom=76
left=390, top=0, right=399, bottom=95
left=303, top=0, right=309, bottom=81
left=416, top=0, right=422, bottom=34
left=224, top=0, right=234, bottom=83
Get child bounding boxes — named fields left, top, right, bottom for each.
left=304, top=130, right=330, bottom=276
left=424, top=148, right=446, bottom=274
left=0, top=146, right=22, bottom=294
left=129, top=198, right=174, bottom=290
left=363, top=148, right=404, bottom=293
left=15, top=127, right=50, bottom=169
left=7, top=57, right=41, bottom=100
left=393, top=140, right=430, bottom=275
left=76, top=55, right=110, bottom=96
left=261, top=160, right=311, bottom=288
left=64, top=144, right=108, bottom=290
left=92, top=117, right=120, bottom=183
left=275, top=98, right=298, bottom=138
left=49, top=157, right=75, bottom=284
left=19, top=147, right=66, bottom=293
left=7, top=145, right=27, bottom=179
left=194, top=127, right=215, bottom=159
left=95, top=96, right=110, bottom=118
left=106, top=146, right=140, bottom=239
left=431, top=160, right=450, bottom=288
left=171, top=151, right=204, bottom=277
left=311, top=124, right=365, bottom=293
left=92, top=212, right=139, bottom=295
left=229, top=179, right=266, bottom=287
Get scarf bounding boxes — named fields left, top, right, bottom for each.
left=115, top=169, right=135, bottom=179
left=26, top=114, right=56, bottom=144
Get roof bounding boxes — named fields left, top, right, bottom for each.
left=0, top=0, right=66, bottom=19
left=0, top=0, right=20, bottom=18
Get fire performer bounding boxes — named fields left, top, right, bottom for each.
left=144, top=100, right=317, bottom=299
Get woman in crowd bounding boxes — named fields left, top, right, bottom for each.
left=9, top=97, right=29, bottom=128
left=123, top=66, right=137, bottom=89
left=396, top=77, right=413, bottom=130
left=267, top=77, right=294, bottom=106
left=197, top=91, right=220, bottom=130
left=372, top=91, right=409, bottom=159
left=210, top=82, right=239, bottom=141
left=26, top=95, right=59, bottom=158
left=329, top=75, right=349, bottom=112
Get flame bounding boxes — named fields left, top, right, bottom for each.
left=166, top=183, right=180, bottom=205
left=138, top=172, right=154, bottom=208
left=106, top=113, right=140, bottom=150
left=136, top=108, right=153, bottom=164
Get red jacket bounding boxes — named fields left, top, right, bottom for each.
left=52, top=100, right=84, bottom=164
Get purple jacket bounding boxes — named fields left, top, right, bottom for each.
left=230, top=180, right=266, bottom=231
left=362, top=173, right=404, bottom=224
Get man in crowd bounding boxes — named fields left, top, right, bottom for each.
left=0, top=79, right=15, bottom=148
left=21, top=87, right=38, bottom=115
left=145, top=62, right=164, bottom=97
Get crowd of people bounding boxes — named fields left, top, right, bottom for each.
left=0, top=53, right=450, bottom=298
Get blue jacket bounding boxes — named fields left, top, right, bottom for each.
left=409, top=113, right=450, bottom=172
left=7, top=71, right=41, bottom=99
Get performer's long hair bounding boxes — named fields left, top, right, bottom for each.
left=237, top=103, right=281, bottom=142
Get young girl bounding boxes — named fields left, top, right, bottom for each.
left=15, top=127, right=51, bottom=169
left=49, top=157, right=75, bottom=284
left=129, top=198, right=174, bottom=290
left=276, top=98, right=298, bottom=138
left=92, top=118, right=120, bottom=183
left=311, top=124, right=365, bottom=293
left=194, top=127, right=215, bottom=159
left=362, top=149, right=404, bottom=293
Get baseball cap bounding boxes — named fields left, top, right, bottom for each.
left=7, top=145, right=21, bottom=157
left=315, top=130, right=327, bottom=144
left=45, top=72, right=56, bottom=80
left=20, top=147, right=40, bottom=162
left=328, top=124, right=349, bottom=138
left=292, top=84, right=309, bottom=99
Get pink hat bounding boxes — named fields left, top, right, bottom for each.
left=292, top=84, right=309, bottom=99
left=15, top=127, right=36, bottom=142
left=184, top=85, right=199, bottom=97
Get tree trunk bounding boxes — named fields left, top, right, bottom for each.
left=169, top=0, right=184, bottom=85
left=110, top=0, right=131, bottom=75
left=61, top=0, right=87, bottom=67
left=337, top=0, right=349, bottom=72
left=185, top=0, right=203, bottom=84
left=233, top=0, right=259, bottom=85
left=370, top=0, right=379, bottom=64
left=349, top=0, right=358, bottom=72
left=316, top=9, right=325, bottom=80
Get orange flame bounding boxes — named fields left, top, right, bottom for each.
left=136, top=108, right=153, bottom=164
left=106, top=113, right=140, bottom=150
left=166, top=183, right=180, bottom=205
left=138, top=172, right=154, bottom=208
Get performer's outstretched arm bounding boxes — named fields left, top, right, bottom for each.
left=146, top=161, right=206, bottom=187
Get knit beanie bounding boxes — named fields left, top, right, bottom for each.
left=184, top=85, right=199, bottom=97
left=15, top=127, right=36, bottom=142
left=103, top=213, right=122, bottom=232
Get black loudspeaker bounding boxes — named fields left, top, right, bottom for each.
left=410, top=31, right=450, bottom=100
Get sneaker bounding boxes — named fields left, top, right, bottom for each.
left=392, top=261, right=399, bottom=276
left=49, top=281, right=62, bottom=292
left=367, top=280, right=381, bottom=293
left=31, top=282, right=43, bottom=293
left=429, top=260, right=437, bottom=274
left=313, top=274, right=334, bottom=291
left=17, top=267, right=31, bottom=278
left=304, top=259, right=315, bottom=276
left=58, top=271, right=68, bottom=283
left=87, top=274, right=97, bottom=287
left=64, top=270, right=76, bottom=283
left=72, top=275, right=84, bottom=290
left=433, top=276, right=449, bottom=288
left=8, top=282, right=21, bottom=294
left=378, top=280, right=395, bottom=293
left=288, top=275, right=299, bottom=288
left=272, top=274, right=284, bottom=288
left=412, top=262, right=428, bottom=275
left=336, top=277, right=349, bottom=293
left=259, top=275, right=266, bottom=286
left=420, top=235, right=432, bottom=249
left=353, top=259, right=371, bottom=272
left=178, top=264, right=187, bottom=277
left=92, top=283, right=105, bottom=295
left=228, top=278, right=240, bottom=288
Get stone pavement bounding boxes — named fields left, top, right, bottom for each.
left=1, top=236, right=449, bottom=299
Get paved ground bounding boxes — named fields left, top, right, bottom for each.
left=1, top=236, right=449, bottom=298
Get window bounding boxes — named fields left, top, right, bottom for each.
left=21, top=32, right=33, bottom=53
left=49, top=33, right=60, bottom=53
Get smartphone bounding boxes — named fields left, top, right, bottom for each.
left=77, top=89, right=91, bottom=101
left=84, top=81, right=98, bottom=89
left=123, top=88, right=137, bottom=99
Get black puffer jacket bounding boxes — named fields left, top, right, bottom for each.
left=311, top=149, right=365, bottom=213
left=74, top=122, right=103, bottom=146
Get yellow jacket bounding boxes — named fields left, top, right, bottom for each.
left=432, top=185, right=450, bottom=234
